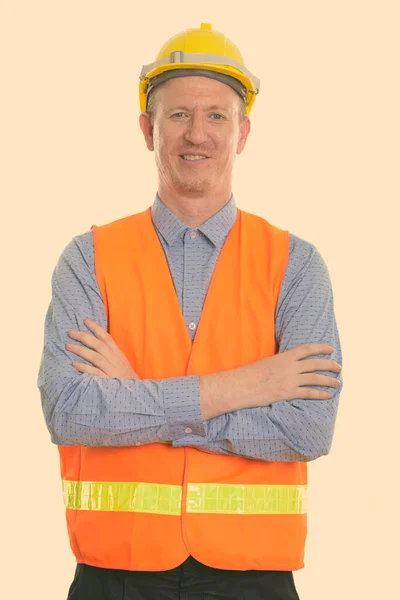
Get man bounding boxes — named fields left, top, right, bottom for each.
left=38, top=22, right=343, bottom=600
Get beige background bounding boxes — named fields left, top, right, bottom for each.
left=2, top=1, right=399, bottom=598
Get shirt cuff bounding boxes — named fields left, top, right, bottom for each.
left=163, top=374, right=207, bottom=440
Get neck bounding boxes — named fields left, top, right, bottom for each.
left=157, top=182, right=232, bottom=228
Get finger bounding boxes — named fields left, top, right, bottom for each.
left=67, top=328, right=116, bottom=365
left=72, top=362, right=109, bottom=378
left=66, top=343, right=111, bottom=373
left=295, top=386, right=332, bottom=400
left=83, top=318, right=110, bottom=338
left=298, top=358, right=341, bottom=374
left=82, top=319, right=130, bottom=365
left=298, top=373, right=340, bottom=388
left=68, top=329, right=104, bottom=352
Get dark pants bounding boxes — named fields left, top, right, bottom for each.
left=67, top=555, right=300, bottom=599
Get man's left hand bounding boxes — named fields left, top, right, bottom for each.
left=66, top=318, right=139, bottom=379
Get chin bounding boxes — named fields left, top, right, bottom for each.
left=171, top=173, right=208, bottom=191
left=176, top=181, right=210, bottom=195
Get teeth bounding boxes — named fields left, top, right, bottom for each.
left=182, top=155, right=207, bottom=161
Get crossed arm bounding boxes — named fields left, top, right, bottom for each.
left=37, top=230, right=343, bottom=462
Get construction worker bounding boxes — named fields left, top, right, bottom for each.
left=38, top=22, right=343, bottom=600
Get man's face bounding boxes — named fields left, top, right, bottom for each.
left=140, top=76, right=250, bottom=197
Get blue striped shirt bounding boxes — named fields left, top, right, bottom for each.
left=37, top=192, right=343, bottom=461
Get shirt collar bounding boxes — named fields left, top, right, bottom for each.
left=151, top=192, right=238, bottom=248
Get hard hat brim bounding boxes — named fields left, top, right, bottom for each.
left=139, top=54, right=260, bottom=115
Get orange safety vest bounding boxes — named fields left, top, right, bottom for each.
left=58, top=206, right=308, bottom=571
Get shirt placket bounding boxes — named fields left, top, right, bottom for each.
left=183, top=229, right=202, bottom=342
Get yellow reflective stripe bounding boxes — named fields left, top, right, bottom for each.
left=62, top=480, right=182, bottom=515
left=62, top=481, right=307, bottom=515
left=186, top=483, right=307, bottom=515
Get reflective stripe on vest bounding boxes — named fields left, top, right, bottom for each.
left=62, top=480, right=307, bottom=515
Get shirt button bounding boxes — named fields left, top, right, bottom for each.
left=135, top=442, right=141, bottom=446
left=188, top=322, right=196, bottom=330
left=189, top=230, right=197, bottom=239
left=185, top=427, right=192, bottom=434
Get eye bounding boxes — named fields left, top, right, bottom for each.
left=211, top=113, right=224, bottom=120
left=172, top=112, right=186, bottom=118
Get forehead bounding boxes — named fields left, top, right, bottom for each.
left=156, top=76, right=240, bottom=110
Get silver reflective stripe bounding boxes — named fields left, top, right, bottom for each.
left=140, top=52, right=260, bottom=92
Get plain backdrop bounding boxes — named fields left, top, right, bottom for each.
left=1, top=1, right=399, bottom=598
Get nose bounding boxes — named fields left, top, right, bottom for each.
left=184, top=113, right=208, bottom=145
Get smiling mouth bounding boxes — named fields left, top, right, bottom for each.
left=179, top=155, right=210, bottom=161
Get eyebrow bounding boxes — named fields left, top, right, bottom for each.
left=166, top=105, right=230, bottom=112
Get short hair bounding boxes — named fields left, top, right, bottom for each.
left=146, top=82, right=247, bottom=124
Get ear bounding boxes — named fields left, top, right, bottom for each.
left=236, top=117, right=251, bottom=155
left=139, top=112, right=155, bottom=151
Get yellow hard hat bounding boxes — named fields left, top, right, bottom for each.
left=139, top=23, right=260, bottom=115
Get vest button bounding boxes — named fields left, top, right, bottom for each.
left=188, top=322, right=196, bottom=330
left=185, top=427, right=192, bottom=434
